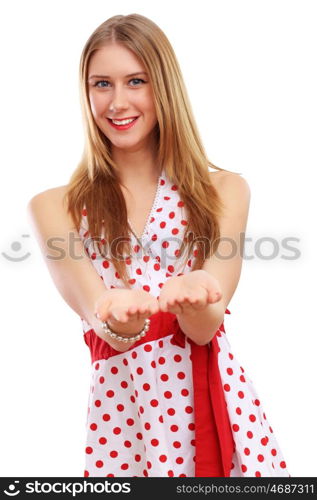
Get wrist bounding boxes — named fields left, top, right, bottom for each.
left=107, top=317, right=146, bottom=337
left=102, top=318, right=151, bottom=344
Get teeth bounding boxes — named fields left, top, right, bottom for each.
left=112, top=118, right=136, bottom=125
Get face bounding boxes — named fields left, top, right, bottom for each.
left=87, top=43, right=158, bottom=153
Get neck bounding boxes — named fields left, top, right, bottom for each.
left=111, top=138, right=161, bottom=187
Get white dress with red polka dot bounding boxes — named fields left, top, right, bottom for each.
left=79, top=168, right=290, bottom=478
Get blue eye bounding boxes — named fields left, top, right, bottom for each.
left=93, top=78, right=146, bottom=88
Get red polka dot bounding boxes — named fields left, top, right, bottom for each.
left=159, top=455, right=167, bottom=462
left=106, top=390, right=114, bottom=398
left=177, top=372, right=185, bottom=379
left=176, top=457, right=184, bottom=464
left=136, top=367, right=144, bottom=375
left=170, top=425, right=179, bottom=432
left=86, top=446, right=93, bottom=454
left=144, top=422, right=151, bottom=430
left=99, top=376, right=105, bottom=384
left=227, top=368, right=233, bottom=375
left=185, top=406, right=193, bottom=414
left=236, top=407, right=242, bottom=415
left=255, top=471, right=261, bottom=477
left=240, top=375, right=246, bottom=383
left=241, top=464, right=247, bottom=472
left=232, top=424, right=240, bottom=432
left=135, top=454, right=141, bottom=462
left=143, top=383, right=150, bottom=391
left=136, top=433, right=143, bottom=440
left=244, top=448, right=250, bottom=456
left=181, top=389, right=189, bottom=396
left=280, top=461, right=286, bottom=469
left=224, top=384, right=231, bottom=392
left=174, top=354, right=182, bottom=362
left=111, top=367, right=118, bottom=374
left=102, top=414, right=110, bottom=422
left=188, top=423, right=195, bottom=431
left=261, top=437, right=269, bottom=446
left=167, top=408, right=175, bottom=416
left=121, top=463, right=129, bottom=470
left=172, top=228, right=179, bottom=235
left=168, top=470, right=174, bottom=477
left=160, top=221, right=166, bottom=228
left=164, top=391, right=172, bottom=399
left=96, top=460, right=103, bottom=468
left=90, top=423, right=97, bottom=431
left=143, top=285, right=150, bottom=292
left=271, top=448, right=277, bottom=456
left=158, top=356, right=166, bottom=365
left=238, top=391, right=245, bottom=399
left=84, top=470, right=89, bottom=477
left=113, top=427, right=121, bottom=435
left=144, top=344, right=152, bottom=352
left=173, top=441, right=181, bottom=448
left=158, top=415, right=164, bottom=423
left=150, top=399, right=159, bottom=407
left=126, top=418, right=134, bottom=426
left=257, top=454, right=264, bottom=462
left=102, top=260, right=110, bottom=269
left=117, top=404, right=124, bottom=412
left=95, top=400, right=101, bottom=407
left=124, top=440, right=132, bottom=448
left=110, top=451, right=118, bottom=458
left=151, top=439, right=159, bottom=446
left=249, top=414, right=256, bottom=422
left=99, top=437, right=107, bottom=445
left=161, top=374, right=169, bottom=381
left=247, top=431, right=253, bottom=439
left=254, top=399, right=260, bottom=406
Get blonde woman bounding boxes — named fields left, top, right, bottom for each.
left=28, top=14, right=289, bottom=478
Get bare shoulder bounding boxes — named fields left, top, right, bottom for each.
left=27, top=185, right=69, bottom=211
left=209, top=170, right=251, bottom=215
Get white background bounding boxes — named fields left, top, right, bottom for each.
left=0, top=0, right=316, bottom=477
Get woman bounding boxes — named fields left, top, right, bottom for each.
left=28, top=13, right=289, bottom=477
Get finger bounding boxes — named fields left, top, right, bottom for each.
left=166, top=301, right=183, bottom=315
left=110, top=309, right=129, bottom=323
left=208, top=289, right=222, bottom=303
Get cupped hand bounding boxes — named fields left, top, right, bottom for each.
left=94, top=288, right=160, bottom=325
left=158, top=270, right=223, bottom=315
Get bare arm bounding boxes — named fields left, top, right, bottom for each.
left=175, top=172, right=251, bottom=345
left=27, top=187, right=143, bottom=352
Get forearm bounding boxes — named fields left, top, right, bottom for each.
left=176, top=299, right=226, bottom=346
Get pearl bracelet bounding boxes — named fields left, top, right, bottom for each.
left=101, top=318, right=151, bottom=343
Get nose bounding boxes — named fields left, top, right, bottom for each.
left=109, top=85, right=129, bottom=113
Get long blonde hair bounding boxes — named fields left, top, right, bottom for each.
left=66, top=13, right=233, bottom=287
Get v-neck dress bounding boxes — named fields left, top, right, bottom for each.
left=79, top=169, right=290, bottom=478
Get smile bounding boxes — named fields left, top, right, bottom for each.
left=107, top=117, right=139, bottom=130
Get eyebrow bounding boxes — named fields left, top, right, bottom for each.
left=88, top=71, right=148, bottom=80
